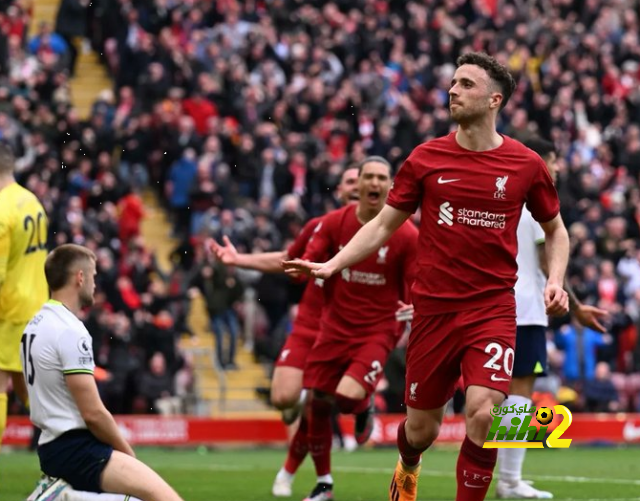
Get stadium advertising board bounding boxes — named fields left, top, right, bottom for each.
left=5, top=413, right=640, bottom=446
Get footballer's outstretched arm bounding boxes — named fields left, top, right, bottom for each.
left=284, top=205, right=410, bottom=279
left=540, top=213, right=570, bottom=316
left=66, top=373, right=135, bottom=457
left=208, top=236, right=287, bottom=273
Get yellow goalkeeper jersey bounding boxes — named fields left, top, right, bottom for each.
left=0, top=182, right=49, bottom=323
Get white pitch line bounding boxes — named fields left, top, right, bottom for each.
left=182, top=463, right=640, bottom=487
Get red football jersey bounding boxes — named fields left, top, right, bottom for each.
left=386, top=132, right=560, bottom=315
left=287, top=216, right=325, bottom=331
left=303, top=204, right=418, bottom=339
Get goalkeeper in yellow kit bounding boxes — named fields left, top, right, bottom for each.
left=0, top=142, right=49, bottom=451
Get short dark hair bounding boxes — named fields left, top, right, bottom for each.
left=524, top=136, right=556, bottom=159
left=456, top=52, right=516, bottom=110
left=45, top=244, right=96, bottom=291
left=0, top=142, right=15, bottom=175
left=357, top=156, right=392, bottom=176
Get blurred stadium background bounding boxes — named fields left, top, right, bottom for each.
left=2, top=0, right=640, bottom=499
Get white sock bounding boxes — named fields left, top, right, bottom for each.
left=63, top=490, right=142, bottom=501
left=497, top=395, right=532, bottom=485
left=317, top=474, right=333, bottom=485
left=276, top=467, right=295, bottom=482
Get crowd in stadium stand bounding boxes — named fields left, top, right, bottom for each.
left=2, top=0, right=640, bottom=415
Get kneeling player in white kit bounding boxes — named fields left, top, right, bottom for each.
left=23, top=244, right=184, bottom=501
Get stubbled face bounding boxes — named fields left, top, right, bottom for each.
left=336, top=168, right=359, bottom=205
left=448, top=64, right=502, bottom=125
left=358, top=161, right=392, bottom=212
left=78, top=259, right=97, bottom=308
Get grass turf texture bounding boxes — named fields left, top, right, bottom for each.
left=2, top=447, right=640, bottom=500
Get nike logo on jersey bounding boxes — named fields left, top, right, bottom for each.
left=464, top=482, right=484, bottom=489
left=490, top=374, right=509, bottom=382
left=437, top=176, right=460, bottom=184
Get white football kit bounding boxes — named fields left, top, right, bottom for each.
left=514, top=207, right=547, bottom=327
left=20, top=299, right=95, bottom=445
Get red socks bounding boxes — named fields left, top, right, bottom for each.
left=308, top=398, right=333, bottom=476
left=456, top=436, right=497, bottom=501
left=397, top=419, right=426, bottom=467
left=284, top=413, right=309, bottom=474
left=335, top=394, right=370, bottom=414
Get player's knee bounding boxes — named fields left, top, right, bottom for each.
left=405, top=417, right=439, bottom=448
left=465, top=404, right=495, bottom=435
left=270, top=387, right=298, bottom=410
left=335, top=376, right=367, bottom=400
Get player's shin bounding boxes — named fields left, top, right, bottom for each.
left=283, top=412, right=310, bottom=474
left=497, top=395, right=532, bottom=485
left=397, top=419, right=426, bottom=468
left=308, top=398, right=334, bottom=484
left=456, top=436, right=497, bottom=501
left=274, top=413, right=309, bottom=497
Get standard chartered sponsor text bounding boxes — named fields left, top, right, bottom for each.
left=457, top=208, right=506, bottom=228
left=344, top=269, right=387, bottom=285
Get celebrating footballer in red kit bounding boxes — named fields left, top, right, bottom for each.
left=389, top=131, right=559, bottom=409
left=286, top=52, right=570, bottom=501
left=301, top=202, right=417, bottom=397
left=284, top=156, right=418, bottom=501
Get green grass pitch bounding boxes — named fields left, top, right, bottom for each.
left=2, top=446, right=640, bottom=500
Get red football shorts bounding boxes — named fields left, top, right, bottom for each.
left=275, top=324, right=317, bottom=370
left=405, top=302, right=516, bottom=410
left=303, top=327, right=395, bottom=395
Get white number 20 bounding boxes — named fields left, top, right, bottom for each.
left=483, top=342, right=514, bottom=376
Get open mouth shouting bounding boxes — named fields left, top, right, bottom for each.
left=367, top=191, right=381, bottom=204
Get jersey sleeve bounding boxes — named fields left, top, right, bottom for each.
left=58, top=331, right=95, bottom=375
left=386, top=150, right=423, bottom=214
left=287, top=217, right=322, bottom=259
left=525, top=157, right=560, bottom=224
left=0, top=214, right=10, bottom=286
left=302, top=213, right=335, bottom=263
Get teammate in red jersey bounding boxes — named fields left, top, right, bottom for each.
left=210, top=164, right=413, bottom=498
left=284, top=158, right=418, bottom=501
left=284, top=52, right=570, bottom=501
